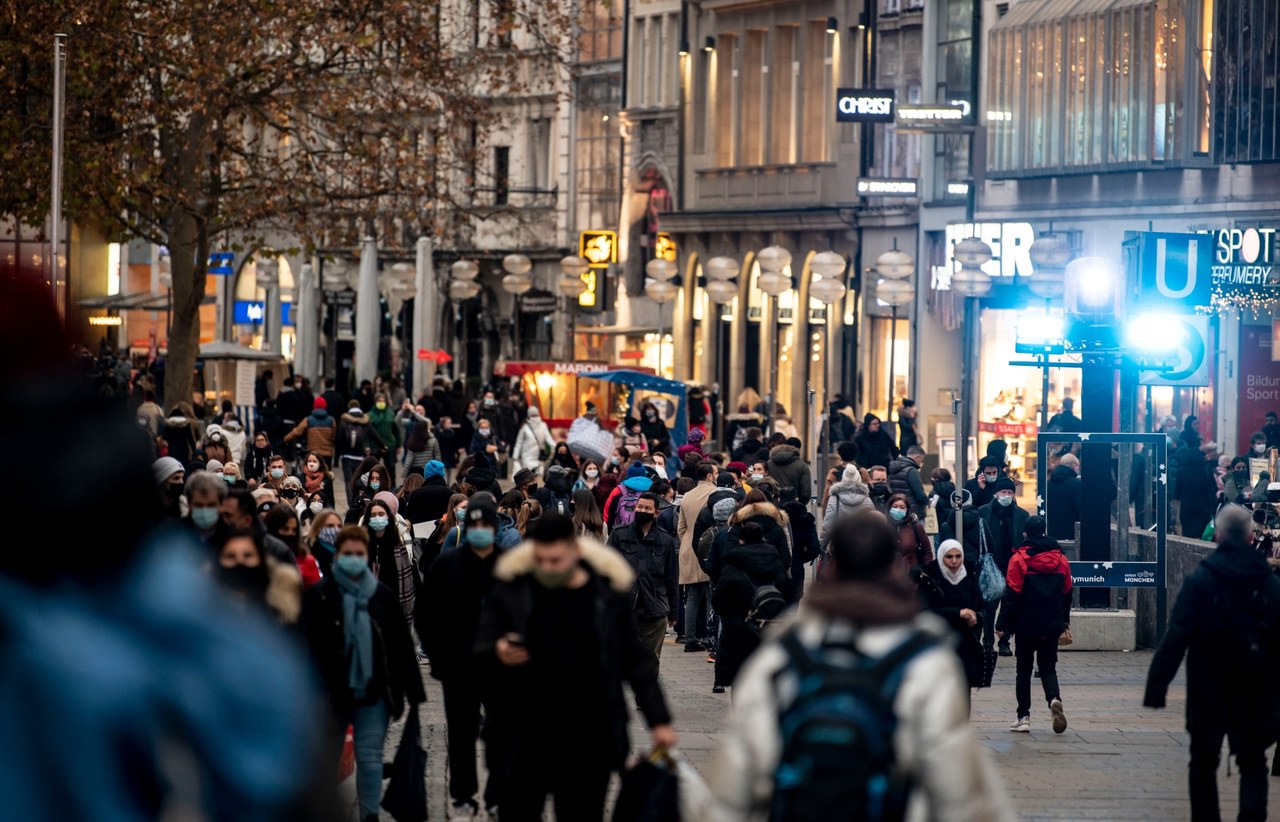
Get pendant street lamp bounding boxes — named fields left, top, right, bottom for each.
left=501, top=254, right=535, bottom=357
left=1028, top=233, right=1071, bottom=301
left=449, top=259, right=481, bottom=381
left=559, top=255, right=591, bottom=361
left=756, top=246, right=793, bottom=434
left=645, top=258, right=678, bottom=378
left=949, top=236, right=994, bottom=503
left=809, top=251, right=848, bottom=491
left=874, top=246, right=915, bottom=417
left=704, top=256, right=740, bottom=446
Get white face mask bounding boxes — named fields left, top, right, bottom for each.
left=310, top=501, right=324, bottom=513
left=584, top=469, right=599, bottom=479
left=1256, top=444, right=1267, bottom=454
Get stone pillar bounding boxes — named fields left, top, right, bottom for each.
left=355, top=236, right=380, bottom=383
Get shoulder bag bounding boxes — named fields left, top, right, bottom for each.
left=976, top=522, right=1006, bottom=603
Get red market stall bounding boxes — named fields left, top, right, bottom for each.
left=496, top=360, right=654, bottom=429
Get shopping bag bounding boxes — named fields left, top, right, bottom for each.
left=923, top=506, right=939, bottom=535
left=978, top=645, right=998, bottom=689
left=976, top=525, right=1006, bottom=603
left=612, top=748, right=679, bottom=822
left=338, top=725, right=356, bottom=782
left=381, top=709, right=427, bottom=821
left=1059, top=626, right=1074, bottom=646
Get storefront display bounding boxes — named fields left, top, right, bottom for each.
left=497, top=361, right=653, bottom=429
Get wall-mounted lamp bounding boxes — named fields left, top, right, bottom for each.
left=856, top=12, right=868, bottom=30
left=703, top=36, right=716, bottom=53
left=826, top=16, right=838, bottom=34
left=678, top=40, right=689, bottom=56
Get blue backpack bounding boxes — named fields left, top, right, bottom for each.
left=769, top=630, right=936, bottom=822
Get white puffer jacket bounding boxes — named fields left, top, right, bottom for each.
left=512, top=414, right=556, bottom=474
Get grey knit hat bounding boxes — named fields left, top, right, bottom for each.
left=713, top=498, right=738, bottom=524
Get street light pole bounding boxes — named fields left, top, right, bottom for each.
left=756, top=245, right=793, bottom=435
left=644, top=258, right=678, bottom=378
left=501, top=253, right=534, bottom=359
left=951, top=237, right=995, bottom=486
left=705, top=256, right=741, bottom=448
left=49, top=33, right=67, bottom=310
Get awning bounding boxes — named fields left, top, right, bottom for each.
left=497, top=361, right=646, bottom=377
left=578, top=369, right=690, bottom=447
left=197, top=341, right=283, bottom=361
left=990, top=0, right=1151, bottom=29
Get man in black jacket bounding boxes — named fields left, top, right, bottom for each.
left=963, top=456, right=1004, bottom=511
left=419, top=496, right=505, bottom=820
left=608, top=493, right=679, bottom=670
left=887, top=446, right=929, bottom=519
left=1145, top=504, right=1280, bottom=821
left=477, top=513, right=676, bottom=820
left=1045, top=453, right=1082, bottom=541
left=979, top=477, right=1029, bottom=656
left=404, top=460, right=454, bottom=528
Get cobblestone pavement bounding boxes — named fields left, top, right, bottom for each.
left=343, top=635, right=1280, bottom=821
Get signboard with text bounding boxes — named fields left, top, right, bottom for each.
left=1238, top=324, right=1280, bottom=452
left=856, top=178, right=918, bottom=197
left=1137, top=232, right=1214, bottom=311
left=835, top=88, right=896, bottom=123
left=1137, top=314, right=1210, bottom=386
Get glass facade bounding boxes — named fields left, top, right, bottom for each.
left=1212, top=0, right=1280, bottom=163
left=987, top=0, right=1207, bottom=176
left=574, top=73, right=622, bottom=233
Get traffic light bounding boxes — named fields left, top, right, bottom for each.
left=1064, top=256, right=1125, bottom=351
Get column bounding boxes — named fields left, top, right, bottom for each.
left=413, top=236, right=438, bottom=392
left=355, top=236, right=380, bottom=383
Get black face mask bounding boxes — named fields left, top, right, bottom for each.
left=1234, top=470, right=1249, bottom=480
left=218, top=563, right=269, bottom=599
left=871, top=482, right=889, bottom=496
left=633, top=511, right=656, bottom=527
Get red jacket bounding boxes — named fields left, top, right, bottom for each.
left=998, top=537, right=1072, bottom=638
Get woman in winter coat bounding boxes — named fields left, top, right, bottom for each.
left=468, top=417, right=506, bottom=473
left=213, top=526, right=303, bottom=627
left=931, top=468, right=957, bottom=514
left=639, top=401, right=672, bottom=455
left=397, top=402, right=441, bottom=474
left=854, top=413, right=899, bottom=471
left=359, top=493, right=415, bottom=630
left=888, top=492, right=933, bottom=573
left=917, top=538, right=983, bottom=691
left=244, top=430, right=274, bottom=485
left=712, top=521, right=792, bottom=688
left=162, top=403, right=200, bottom=467
left=821, top=465, right=876, bottom=551
left=726, top=489, right=793, bottom=574
left=550, top=442, right=580, bottom=473
left=511, top=406, right=556, bottom=476
left=300, top=525, right=425, bottom=822
left=296, top=452, right=336, bottom=510
left=619, top=416, right=648, bottom=454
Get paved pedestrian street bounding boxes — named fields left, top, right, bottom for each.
left=355, top=637, right=1280, bottom=821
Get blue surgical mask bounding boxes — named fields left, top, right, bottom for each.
left=996, top=494, right=1014, bottom=507
left=335, top=554, right=367, bottom=577
left=223, top=474, right=235, bottom=484
left=465, top=527, right=495, bottom=549
left=368, top=515, right=389, bottom=532
left=270, top=468, right=284, bottom=480
left=454, top=507, right=467, bottom=520
left=889, top=508, right=907, bottom=522
left=191, top=507, right=220, bottom=530
left=369, top=480, right=381, bottom=491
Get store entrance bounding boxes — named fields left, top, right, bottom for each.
left=977, top=308, right=1081, bottom=506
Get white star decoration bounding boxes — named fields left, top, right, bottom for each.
left=1079, top=433, right=1091, bottom=441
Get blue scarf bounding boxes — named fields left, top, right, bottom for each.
left=333, top=566, right=379, bottom=698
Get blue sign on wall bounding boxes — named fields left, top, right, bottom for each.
left=1069, top=561, right=1159, bottom=587
left=233, top=301, right=295, bottom=326
left=1137, top=232, right=1214, bottom=312
left=208, top=252, right=235, bottom=276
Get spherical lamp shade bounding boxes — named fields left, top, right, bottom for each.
left=449, top=279, right=482, bottom=300
left=645, top=279, right=678, bottom=304
left=810, top=277, right=848, bottom=304
left=558, top=275, right=587, bottom=298
left=256, top=259, right=279, bottom=287
left=645, top=258, right=676, bottom=281
left=950, top=266, right=993, bottom=297
left=390, top=261, right=415, bottom=283
left=559, top=255, right=590, bottom=278
left=704, top=256, right=740, bottom=281
left=322, top=262, right=349, bottom=291
left=705, top=279, right=739, bottom=304
left=502, top=272, right=534, bottom=295
left=502, top=253, right=532, bottom=276
left=451, top=259, right=479, bottom=280
left=874, top=249, right=915, bottom=280
left=953, top=237, right=994, bottom=267
left=810, top=251, right=847, bottom=280
left=1029, top=234, right=1073, bottom=269
left=756, top=245, right=792, bottom=273
left=1027, top=268, right=1065, bottom=299
left=757, top=271, right=792, bottom=296
left=874, top=278, right=915, bottom=307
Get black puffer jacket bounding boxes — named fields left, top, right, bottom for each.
left=712, top=541, right=791, bottom=687
left=418, top=544, right=502, bottom=681
left=725, top=501, right=793, bottom=581
left=853, top=415, right=899, bottom=471
left=766, top=444, right=813, bottom=504
left=1045, top=464, right=1082, bottom=541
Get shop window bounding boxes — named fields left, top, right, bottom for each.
left=1212, top=0, right=1280, bottom=163
left=868, top=315, right=910, bottom=422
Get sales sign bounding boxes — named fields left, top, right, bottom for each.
left=835, top=88, right=895, bottom=123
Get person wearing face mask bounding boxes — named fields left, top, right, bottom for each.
left=264, top=503, right=320, bottom=589
left=361, top=493, right=415, bottom=629
left=821, top=464, right=876, bottom=553
left=213, top=526, right=303, bottom=626
left=300, top=491, right=326, bottom=529
left=301, top=525, right=425, bottom=822
left=405, top=459, right=455, bottom=529
left=1223, top=457, right=1253, bottom=506
left=244, top=432, right=273, bottom=488
left=182, top=470, right=231, bottom=547
left=305, top=509, right=344, bottom=579
left=1045, top=453, right=1082, bottom=541
left=573, top=459, right=602, bottom=493
left=478, top=513, right=676, bottom=819
left=886, top=493, right=933, bottom=575
left=964, top=456, right=1004, bottom=511
left=263, top=454, right=290, bottom=493
left=619, top=416, right=648, bottom=454
left=153, top=456, right=187, bottom=519
left=221, top=460, right=246, bottom=489
left=608, top=493, right=679, bottom=672
left=638, top=401, right=671, bottom=456
left=511, top=405, right=557, bottom=478
left=366, top=393, right=402, bottom=485
left=744, top=460, right=768, bottom=493
left=295, top=452, right=335, bottom=511
left=468, top=418, right=506, bottom=474
left=418, top=494, right=508, bottom=820
left=867, top=465, right=893, bottom=515
left=917, top=538, right=984, bottom=696
left=977, top=477, right=1029, bottom=657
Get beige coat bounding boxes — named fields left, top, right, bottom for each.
left=676, top=479, right=717, bottom=584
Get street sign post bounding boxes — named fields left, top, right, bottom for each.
left=1136, top=232, right=1214, bottom=311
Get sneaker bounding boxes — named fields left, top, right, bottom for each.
left=706, top=651, right=716, bottom=663
left=998, top=643, right=1013, bottom=657
left=1050, top=698, right=1068, bottom=734
left=1010, top=716, right=1030, bottom=733
left=683, top=640, right=705, bottom=652
left=712, top=684, right=725, bottom=694
left=451, top=800, right=478, bottom=821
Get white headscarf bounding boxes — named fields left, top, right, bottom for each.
left=937, top=538, right=967, bottom=585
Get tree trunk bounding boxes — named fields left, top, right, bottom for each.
left=164, top=208, right=208, bottom=418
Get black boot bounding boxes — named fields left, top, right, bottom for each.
left=998, top=639, right=1012, bottom=657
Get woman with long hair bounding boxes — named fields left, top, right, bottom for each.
left=297, top=452, right=336, bottom=510
left=572, top=488, right=605, bottom=540
left=359, top=494, right=415, bottom=629
left=515, top=498, right=542, bottom=536
left=305, top=508, right=344, bottom=579
left=427, top=492, right=469, bottom=561
left=265, top=502, right=321, bottom=588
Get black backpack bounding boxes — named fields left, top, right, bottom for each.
left=547, top=489, right=572, bottom=518
left=696, top=523, right=725, bottom=570
left=769, top=630, right=936, bottom=822
left=747, top=584, right=788, bottom=635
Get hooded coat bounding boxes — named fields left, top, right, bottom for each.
left=475, top=539, right=672, bottom=768
left=1045, top=464, right=1082, bottom=540
left=336, top=410, right=372, bottom=458
left=512, top=410, right=556, bottom=474
left=162, top=408, right=199, bottom=467
left=995, top=537, right=1072, bottom=639
left=1144, top=540, right=1280, bottom=737
left=918, top=553, right=984, bottom=688
left=712, top=540, right=791, bottom=686
left=726, top=501, right=794, bottom=576
left=766, top=443, right=813, bottom=504
left=218, top=418, right=247, bottom=463
left=640, top=411, right=672, bottom=455
left=821, top=477, right=876, bottom=550
left=699, top=578, right=1015, bottom=822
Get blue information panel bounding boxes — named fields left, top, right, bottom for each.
left=233, top=301, right=295, bottom=326
left=1069, top=561, right=1159, bottom=588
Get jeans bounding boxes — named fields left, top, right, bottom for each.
left=637, top=616, right=668, bottom=672
left=1014, top=635, right=1060, bottom=718
left=683, top=582, right=709, bottom=643
left=441, top=674, right=502, bottom=809
left=1189, top=728, right=1268, bottom=821
left=347, top=699, right=390, bottom=817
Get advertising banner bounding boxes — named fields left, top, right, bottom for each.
left=1238, top=324, right=1280, bottom=451
left=1069, top=561, right=1159, bottom=587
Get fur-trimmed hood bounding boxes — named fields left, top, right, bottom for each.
left=494, top=536, right=635, bottom=593
left=264, top=558, right=302, bottom=624
left=768, top=443, right=802, bottom=465
left=730, top=500, right=789, bottom=528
